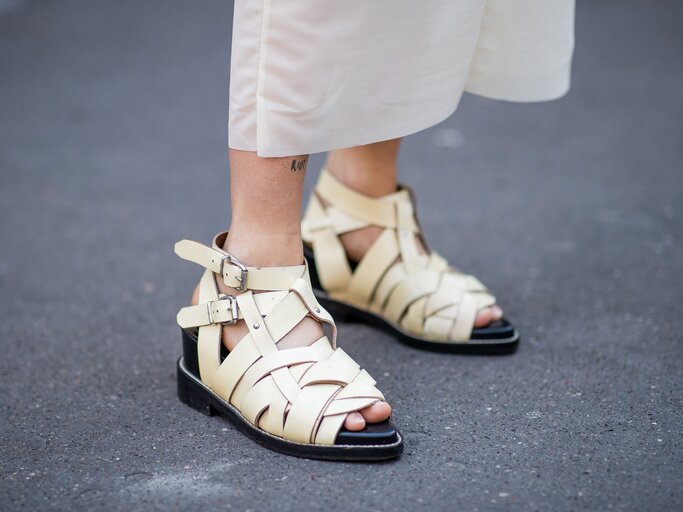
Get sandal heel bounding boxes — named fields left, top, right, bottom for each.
left=181, top=328, right=200, bottom=377
left=177, top=358, right=218, bottom=416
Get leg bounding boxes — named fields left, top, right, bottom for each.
left=226, top=149, right=308, bottom=267
left=192, top=149, right=390, bottom=430
left=325, top=140, right=503, bottom=327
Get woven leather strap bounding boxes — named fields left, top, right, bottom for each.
left=302, top=169, right=496, bottom=342
left=175, top=232, right=385, bottom=445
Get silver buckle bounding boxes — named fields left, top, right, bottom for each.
left=207, top=294, right=238, bottom=325
left=220, top=254, right=249, bottom=292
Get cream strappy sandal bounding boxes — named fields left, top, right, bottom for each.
left=301, top=170, right=520, bottom=354
left=174, top=232, right=403, bottom=461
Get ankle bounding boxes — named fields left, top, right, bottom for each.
left=325, top=153, right=398, bottom=198
left=223, top=229, right=304, bottom=267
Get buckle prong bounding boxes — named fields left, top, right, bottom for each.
left=220, top=254, right=249, bottom=292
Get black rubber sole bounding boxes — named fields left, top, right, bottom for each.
left=177, top=357, right=404, bottom=461
left=304, top=247, right=520, bottom=355
left=180, top=328, right=402, bottom=448
left=315, top=293, right=519, bottom=354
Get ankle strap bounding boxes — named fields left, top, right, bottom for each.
left=174, top=234, right=307, bottom=291
left=314, top=169, right=419, bottom=232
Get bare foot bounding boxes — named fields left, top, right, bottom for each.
left=190, top=234, right=391, bottom=432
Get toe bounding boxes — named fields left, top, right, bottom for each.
left=344, top=401, right=391, bottom=431
left=344, top=412, right=366, bottom=431
left=360, top=400, right=392, bottom=424
left=473, top=305, right=504, bottom=328
left=473, top=307, right=494, bottom=328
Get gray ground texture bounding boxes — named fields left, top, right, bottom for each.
left=1, top=1, right=681, bottom=511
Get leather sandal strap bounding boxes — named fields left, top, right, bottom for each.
left=176, top=290, right=289, bottom=328
left=175, top=238, right=306, bottom=291
left=315, top=169, right=419, bottom=232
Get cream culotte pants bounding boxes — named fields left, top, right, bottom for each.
left=228, top=0, right=575, bottom=157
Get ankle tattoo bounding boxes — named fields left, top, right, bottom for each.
left=290, top=157, right=307, bottom=172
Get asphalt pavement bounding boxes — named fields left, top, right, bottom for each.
left=1, top=0, right=681, bottom=510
